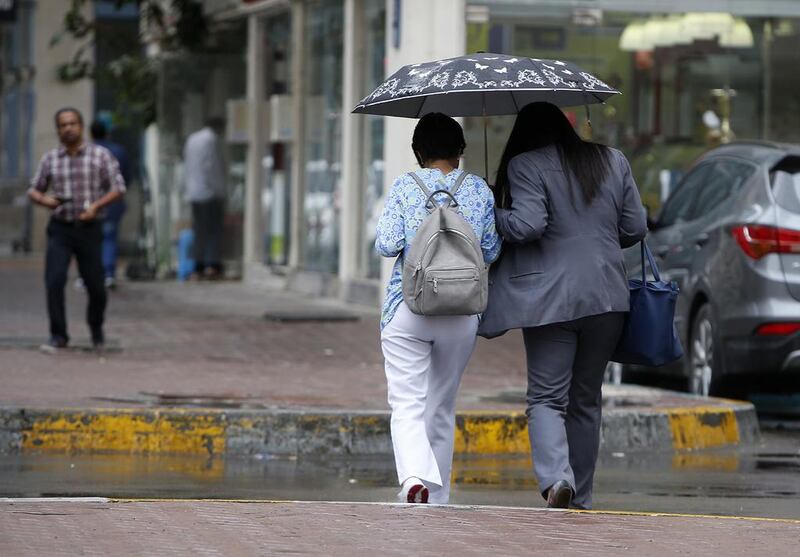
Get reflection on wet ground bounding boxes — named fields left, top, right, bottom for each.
left=1, top=432, right=797, bottom=519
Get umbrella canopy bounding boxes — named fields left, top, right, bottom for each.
left=352, top=52, right=619, bottom=118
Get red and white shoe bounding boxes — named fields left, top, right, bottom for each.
left=398, top=477, right=429, bottom=503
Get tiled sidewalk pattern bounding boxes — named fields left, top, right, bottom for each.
left=1, top=500, right=798, bottom=556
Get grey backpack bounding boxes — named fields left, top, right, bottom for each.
left=402, top=172, right=488, bottom=316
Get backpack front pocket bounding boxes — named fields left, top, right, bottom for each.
left=420, top=267, right=482, bottom=315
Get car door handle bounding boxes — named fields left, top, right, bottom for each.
left=695, top=233, right=709, bottom=247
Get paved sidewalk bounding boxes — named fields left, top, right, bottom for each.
left=0, top=256, right=759, bottom=455
left=0, top=257, right=526, bottom=411
left=1, top=499, right=798, bottom=556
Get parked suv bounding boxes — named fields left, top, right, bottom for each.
left=631, top=141, right=800, bottom=396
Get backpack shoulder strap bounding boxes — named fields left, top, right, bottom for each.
left=449, top=171, right=470, bottom=197
left=407, top=172, right=431, bottom=198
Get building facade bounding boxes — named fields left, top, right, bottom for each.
left=0, top=0, right=141, bottom=254
left=149, top=0, right=800, bottom=306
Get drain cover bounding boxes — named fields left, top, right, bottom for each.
left=263, top=310, right=359, bottom=323
left=91, top=392, right=270, bottom=409
left=479, top=390, right=655, bottom=408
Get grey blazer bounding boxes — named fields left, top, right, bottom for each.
left=477, top=145, right=647, bottom=338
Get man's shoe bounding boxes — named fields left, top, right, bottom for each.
left=546, top=480, right=574, bottom=509
left=40, top=337, right=68, bottom=354
left=398, top=477, right=429, bottom=504
left=91, top=329, right=105, bottom=351
left=104, top=277, right=117, bottom=290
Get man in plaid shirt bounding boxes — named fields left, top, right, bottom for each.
left=28, top=107, right=126, bottom=351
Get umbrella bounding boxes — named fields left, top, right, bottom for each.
left=352, top=52, right=620, bottom=179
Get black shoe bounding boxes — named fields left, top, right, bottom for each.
left=546, top=480, right=574, bottom=509
left=91, top=329, right=105, bottom=350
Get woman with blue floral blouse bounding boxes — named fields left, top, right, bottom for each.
left=375, top=113, right=501, bottom=504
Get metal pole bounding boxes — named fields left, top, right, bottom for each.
left=762, top=19, right=773, bottom=140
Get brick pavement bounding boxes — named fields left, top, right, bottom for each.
left=1, top=499, right=798, bottom=556
left=0, top=256, right=528, bottom=410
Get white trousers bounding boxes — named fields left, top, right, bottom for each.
left=381, top=302, right=478, bottom=504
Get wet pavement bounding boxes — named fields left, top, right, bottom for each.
left=0, top=256, right=526, bottom=411
left=2, top=430, right=798, bottom=520
left=0, top=256, right=779, bottom=415
left=2, top=254, right=799, bottom=549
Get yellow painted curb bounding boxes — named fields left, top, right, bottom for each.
left=22, top=411, right=225, bottom=456
left=454, top=413, right=529, bottom=454
left=667, top=407, right=740, bottom=450
left=7, top=402, right=756, bottom=456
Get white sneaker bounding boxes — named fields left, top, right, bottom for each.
left=398, top=477, right=429, bottom=504
left=73, top=277, right=85, bottom=291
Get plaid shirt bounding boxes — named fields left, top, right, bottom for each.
left=29, top=143, right=126, bottom=222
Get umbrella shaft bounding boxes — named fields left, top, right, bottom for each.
left=482, top=94, right=488, bottom=183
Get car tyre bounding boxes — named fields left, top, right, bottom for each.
left=687, top=304, right=723, bottom=397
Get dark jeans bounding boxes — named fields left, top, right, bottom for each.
left=191, top=198, right=224, bottom=274
left=102, top=201, right=126, bottom=279
left=522, top=312, right=625, bottom=510
left=45, top=218, right=106, bottom=343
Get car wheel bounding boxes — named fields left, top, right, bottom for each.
left=687, top=304, right=722, bottom=397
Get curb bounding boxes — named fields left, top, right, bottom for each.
left=0, top=400, right=759, bottom=457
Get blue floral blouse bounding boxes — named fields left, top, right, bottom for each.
left=375, top=168, right=502, bottom=329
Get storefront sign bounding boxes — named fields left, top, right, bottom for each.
left=0, top=0, right=17, bottom=22
left=573, top=8, right=602, bottom=26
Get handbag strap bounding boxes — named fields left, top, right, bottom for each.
left=640, top=240, right=662, bottom=283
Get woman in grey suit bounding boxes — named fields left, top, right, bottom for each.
left=478, top=102, right=647, bottom=509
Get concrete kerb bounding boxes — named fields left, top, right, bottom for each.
left=0, top=398, right=759, bottom=457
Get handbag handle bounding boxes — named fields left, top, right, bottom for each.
left=640, top=240, right=662, bottom=283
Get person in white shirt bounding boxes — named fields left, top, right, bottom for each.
left=183, top=116, right=226, bottom=279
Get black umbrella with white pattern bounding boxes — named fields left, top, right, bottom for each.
left=352, top=53, right=619, bottom=180
left=352, top=52, right=619, bottom=118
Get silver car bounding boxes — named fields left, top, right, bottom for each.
left=630, top=141, right=800, bottom=396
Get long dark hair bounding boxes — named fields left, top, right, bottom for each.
left=494, top=102, right=611, bottom=209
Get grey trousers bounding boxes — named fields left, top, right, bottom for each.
left=522, top=312, right=625, bottom=509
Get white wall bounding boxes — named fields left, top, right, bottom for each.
left=30, top=0, right=95, bottom=250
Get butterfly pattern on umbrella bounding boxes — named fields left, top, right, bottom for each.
left=360, top=54, right=614, bottom=105
left=353, top=52, right=621, bottom=178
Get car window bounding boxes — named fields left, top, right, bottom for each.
left=658, top=164, right=711, bottom=227
left=689, top=160, right=756, bottom=220
left=772, top=157, right=800, bottom=214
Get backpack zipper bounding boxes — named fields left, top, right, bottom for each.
left=428, top=270, right=479, bottom=295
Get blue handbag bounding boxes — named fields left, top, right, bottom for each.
left=612, top=241, right=683, bottom=366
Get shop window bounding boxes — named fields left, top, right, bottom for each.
left=302, top=0, right=344, bottom=274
